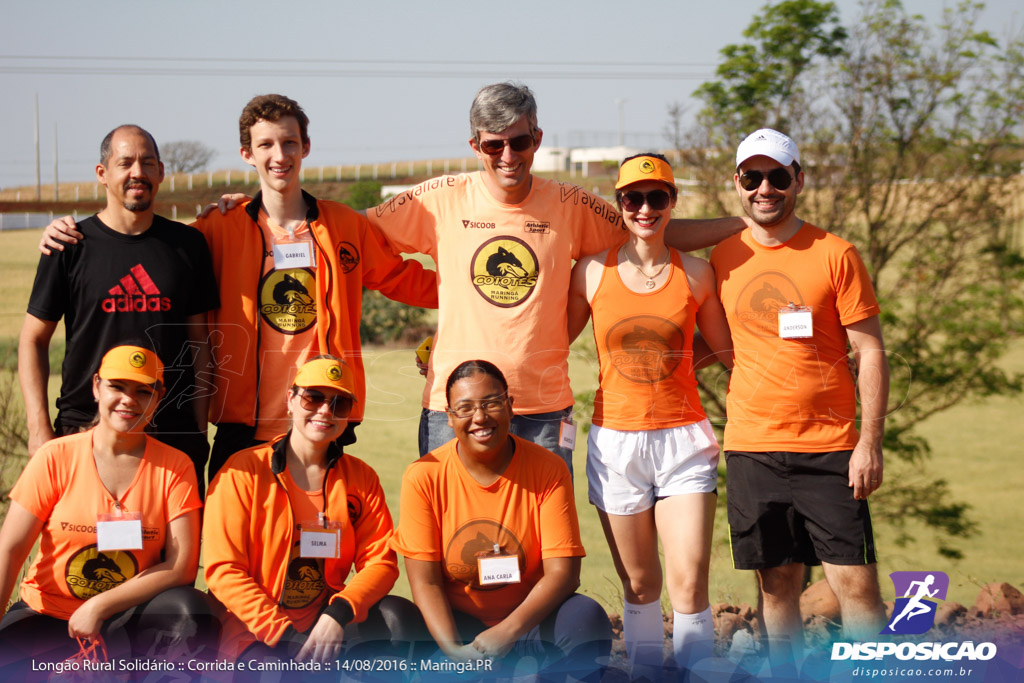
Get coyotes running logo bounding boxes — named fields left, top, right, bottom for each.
left=281, top=552, right=326, bottom=609
left=735, top=270, right=804, bottom=338
left=259, top=268, right=317, bottom=334
left=445, top=519, right=525, bottom=591
left=65, top=546, right=138, bottom=600
left=606, top=315, right=686, bottom=384
left=471, top=237, right=539, bottom=307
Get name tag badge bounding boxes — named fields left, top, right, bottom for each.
left=273, top=239, right=315, bottom=270
left=558, top=415, right=577, bottom=450
left=778, top=304, right=813, bottom=339
left=478, top=554, right=521, bottom=586
left=96, top=511, right=143, bottom=551
left=300, top=524, right=340, bottom=559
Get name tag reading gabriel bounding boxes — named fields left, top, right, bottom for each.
left=778, top=303, right=813, bottom=339
left=300, top=524, right=340, bottom=559
left=273, top=239, right=315, bottom=270
left=96, top=511, right=143, bottom=551
left=478, top=546, right=521, bottom=586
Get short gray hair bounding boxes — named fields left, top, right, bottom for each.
left=469, top=82, right=538, bottom=141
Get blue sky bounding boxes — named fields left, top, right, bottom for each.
left=2, top=0, right=1020, bottom=187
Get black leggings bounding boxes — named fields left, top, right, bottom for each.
left=0, top=586, right=219, bottom=681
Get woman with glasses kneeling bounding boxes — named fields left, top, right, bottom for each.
left=391, top=360, right=611, bottom=680
left=0, top=345, right=215, bottom=675
left=203, top=356, right=415, bottom=667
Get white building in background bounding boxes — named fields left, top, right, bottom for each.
left=533, top=145, right=640, bottom=176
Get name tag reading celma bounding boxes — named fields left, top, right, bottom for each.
left=300, top=524, right=340, bottom=559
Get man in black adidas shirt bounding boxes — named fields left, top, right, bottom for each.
left=19, top=125, right=219, bottom=492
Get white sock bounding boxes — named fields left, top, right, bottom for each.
left=673, top=606, right=714, bottom=669
left=623, top=600, right=663, bottom=678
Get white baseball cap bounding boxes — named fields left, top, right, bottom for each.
left=736, top=129, right=800, bottom=168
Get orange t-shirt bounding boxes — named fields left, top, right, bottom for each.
left=277, top=468, right=328, bottom=633
left=367, top=174, right=624, bottom=413
left=10, top=430, right=201, bottom=620
left=591, top=248, right=706, bottom=430
left=710, top=224, right=880, bottom=451
left=390, top=436, right=585, bottom=626
left=254, top=209, right=320, bottom=441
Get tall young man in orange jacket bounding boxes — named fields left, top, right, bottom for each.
left=40, top=95, right=438, bottom=482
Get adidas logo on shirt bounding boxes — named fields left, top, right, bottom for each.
left=101, top=264, right=171, bottom=313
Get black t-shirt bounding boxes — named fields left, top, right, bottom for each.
left=27, top=214, right=220, bottom=430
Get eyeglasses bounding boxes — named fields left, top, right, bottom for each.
left=295, top=388, right=353, bottom=416
left=477, top=134, right=535, bottom=156
left=738, top=168, right=794, bottom=191
left=447, top=395, right=509, bottom=419
left=619, top=189, right=672, bottom=212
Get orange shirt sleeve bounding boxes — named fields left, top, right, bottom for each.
left=833, top=244, right=879, bottom=325
left=390, top=458, right=443, bottom=562
left=330, top=459, right=399, bottom=622
left=10, top=442, right=66, bottom=522
left=203, top=464, right=293, bottom=647
left=357, top=215, right=438, bottom=309
left=536, top=453, right=585, bottom=560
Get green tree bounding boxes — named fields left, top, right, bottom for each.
left=679, top=0, right=1024, bottom=558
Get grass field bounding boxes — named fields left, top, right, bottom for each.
left=0, top=226, right=1021, bottom=613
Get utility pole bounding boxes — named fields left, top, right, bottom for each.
left=616, top=98, right=626, bottom=147
left=34, top=93, right=41, bottom=201
left=53, top=123, right=59, bottom=201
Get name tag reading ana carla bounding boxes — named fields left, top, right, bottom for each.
left=273, top=240, right=314, bottom=269
left=478, top=555, right=521, bottom=586
left=300, top=528, right=340, bottom=559
left=778, top=305, right=813, bottom=339
left=96, top=512, right=143, bottom=551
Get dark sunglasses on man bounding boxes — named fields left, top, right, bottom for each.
left=478, top=134, right=535, bottom=156
left=738, top=168, right=794, bottom=192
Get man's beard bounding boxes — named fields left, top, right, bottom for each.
left=123, top=198, right=152, bottom=212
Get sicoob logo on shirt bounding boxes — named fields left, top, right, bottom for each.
left=606, top=315, right=686, bottom=383
left=735, top=271, right=804, bottom=337
left=470, top=237, right=539, bottom=308
left=444, top=520, right=525, bottom=591
left=259, top=268, right=317, bottom=334
left=65, top=546, right=138, bottom=600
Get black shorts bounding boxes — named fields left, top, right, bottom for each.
left=725, top=450, right=877, bottom=570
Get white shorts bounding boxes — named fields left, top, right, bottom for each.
left=587, top=420, right=720, bottom=515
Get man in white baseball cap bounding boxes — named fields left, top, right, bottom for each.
left=710, top=128, right=889, bottom=667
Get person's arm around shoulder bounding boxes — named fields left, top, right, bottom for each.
left=0, top=502, right=46, bottom=614
left=567, top=252, right=605, bottom=344
left=664, top=216, right=747, bottom=253
left=683, top=253, right=734, bottom=369
left=19, top=314, right=59, bottom=456
left=356, top=215, right=438, bottom=309
left=67, top=509, right=200, bottom=639
left=845, top=315, right=889, bottom=500
left=38, top=216, right=82, bottom=255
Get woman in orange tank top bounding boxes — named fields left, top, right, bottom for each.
left=568, top=154, right=733, bottom=678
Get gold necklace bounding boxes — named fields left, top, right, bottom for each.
left=624, top=247, right=670, bottom=289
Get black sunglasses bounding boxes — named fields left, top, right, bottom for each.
left=295, top=388, right=353, bottom=416
left=619, top=189, right=672, bottom=212
left=478, top=134, right=535, bottom=156
left=738, top=168, right=794, bottom=191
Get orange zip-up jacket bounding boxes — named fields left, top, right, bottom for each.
left=195, top=191, right=438, bottom=426
left=203, top=435, right=398, bottom=656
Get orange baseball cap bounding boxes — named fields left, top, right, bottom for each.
left=615, top=155, right=676, bottom=190
left=98, top=345, right=164, bottom=385
left=293, top=358, right=357, bottom=399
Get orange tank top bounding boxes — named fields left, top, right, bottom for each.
left=591, top=248, right=706, bottom=430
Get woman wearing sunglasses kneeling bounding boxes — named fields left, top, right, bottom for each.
left=0, top=345, right=215, bottom=677
left=203, top=356, right=416, bottom=670
left=567, top=154, right=734, bottom=678
left=391, top=360, right=611, bottom=680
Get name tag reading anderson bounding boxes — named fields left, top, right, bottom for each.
left=778, top=304, right=813, bottom=339
left=300, top=528, right=340, bottom=559
left=478, top=555, right=521, bottom=586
